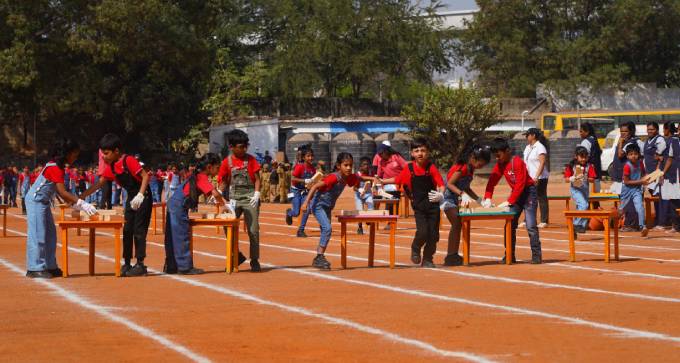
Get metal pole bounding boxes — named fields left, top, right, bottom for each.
left=521, top=110, right=529, bottom=131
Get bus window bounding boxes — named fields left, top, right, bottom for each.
left=614, top=115, right=639, bottom=125
left=563, top=117, right=579, bottom=130
left=593, top=122, right=615, bottom=137
left=662, top=114, right=680, bottom=122
left=641, top=114, right=662, bottom=123
left=543, top=116, right=556, bottom=130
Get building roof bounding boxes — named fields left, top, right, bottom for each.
left=280, top=116, right=406, bottom=124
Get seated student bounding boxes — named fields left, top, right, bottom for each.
left=620, top=144, right=649, bottom=237
left=26, top=139, right=97, bottom=278
left=564, top=146, right=597, bottom=239
left=354, top=156, right=375, bottom=235
left=164, top=153, right=230, bottom=275
left=302, top=152, right=372, bottom=270
left=380, top=138, right=445, bottom=268
left=441, top=145, right=491, bottom=266
left=81, top=134, right=152, bottom=277
left=482, top=137, right=542, bottom=264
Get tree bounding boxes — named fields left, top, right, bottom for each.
left=402, top=85, right=501, bottom=168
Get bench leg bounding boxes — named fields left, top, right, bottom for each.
left=226, top=225, right=233, bottom=274
left=567, top=218, right=576, bottom=262
left=462, top=220, right=470, bottom=266
left=340, top=222, right=347, bottom=269
left=233, top=224, right=239, bottom=273
left=613, top=219, right=619, bottom=261
left=368, top=222, right=375, bottom=267
left=505, top=219, right=513, bottom=265
left=89, top=228, right=95, bottom=276
left=61, top=228, right=69, bottom=277
left=604, top=221, right=611, bottom=263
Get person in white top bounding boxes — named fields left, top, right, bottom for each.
left=522, top=128, right=549, bottom=228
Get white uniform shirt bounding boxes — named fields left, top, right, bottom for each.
left=523, top=141, right=549, bottom=180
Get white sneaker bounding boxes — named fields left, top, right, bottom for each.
left=518, top=222, right=526, bottom=228
left=652, top=225, right=668, bottom=231
left=537, top=223, right=548, bottom=228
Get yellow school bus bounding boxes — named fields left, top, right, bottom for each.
left=540, top=109, right=680, bottom=146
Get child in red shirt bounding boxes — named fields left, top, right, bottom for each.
left=564, top=146, right=597, bottom=238
left=483, top=138, right=542, bottom=264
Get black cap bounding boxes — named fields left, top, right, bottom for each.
left=377, top=144, right=393, bottom=154
left=523, top=127, right=542, bottom=136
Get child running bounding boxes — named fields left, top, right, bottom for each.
left=285, top=146, right=315, bottom=237
left=564, top=146, right=597, bottom=239
left=620, top=144, right=649, bottom=237
left=164, top=153, right=229, bottom=275
left=441, top=145, right=491, bottom=266
left=354, top=156, right=374, bottom=235
left=25, top=139, right=97, bottom=278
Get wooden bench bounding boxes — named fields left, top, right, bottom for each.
left=459, top=210, right=515, bottom=265
left=151, top=202, right=166, bottom=235
left=547, top=195, right=571, bottom=209
left=564, top=209, right=619, bottom=263
left=644, top=195, right=659, bottom=228
left=0, top=204, right=8, bottom=237
left=337, top=214, right=398, bottom=269
left=189, top=217, right=241, bottom=273
left=56, top=220, right=123, bottom=277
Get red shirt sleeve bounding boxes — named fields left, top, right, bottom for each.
left=125, top=157, right=143, bottom=177
left=346, top=173, right=360, bottom=187
left=587, top=165, right=597, bottom=179
left=484, top=163, right=503, bottom=199
left=101, top=163, right=115, bottom=181
left=292, top=164, right=305, bottom=178
left=196, top=173, right=214, bottom=195
left=43, top=166, right=65, bottom=184
left=564, top=165, right=574, bottom=178
left=217, top=158, right=230, bottom=183
left=247, top=155, right=261, bottom=182
left=394, top=166, right=412, bottom=190
left=623, top=164, right=631, bottom=177
left=429, top=164, right=444, bottom=187
left=507, top=157, right=528, bottom=205
left=321, top=173, right=339, bottom=191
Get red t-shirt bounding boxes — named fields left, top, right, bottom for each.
left=183, top=173, right=214, bottom=196
left=29, top=172, right=39, bottom=184
left=292, top=163, right=316, bottom=187
left=484, top=156, right=535, bottom=205
left=446, top=163, right=474, bottom=180
left=218, top=155, right=261, bottom=184
left=623, top=160, right=645, bottom=179
left=394, top=162, right=445, bottom=191
left=377, top=154, right=408, bottom=179
left=564, top=163, right=597, bottom=179
left=43, top=163, right=65, bottom=184
left=319, top=173, right=360, bottom=192
left=101, top=155, right=143, bottom=183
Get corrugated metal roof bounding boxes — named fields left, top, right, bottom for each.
left=280, top=116, right=406, bottom=123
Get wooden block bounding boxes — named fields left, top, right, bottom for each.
left=573, top=165, right=584, bottom=188
left=216, top=213, right=236, bottom=219
left=643, top=169, right=664, bottom=183
left=203, top=213, right=216, bottom=219
left=376, top=189, right=395, bottom=199
left=339, top=210, right=389, bottom=216
left=461, top=206, right=510, bottom=214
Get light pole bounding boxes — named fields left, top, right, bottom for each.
left=521, top=110, right=530, bottom=131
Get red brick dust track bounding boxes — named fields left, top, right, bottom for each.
left=1, top=182, right=679, bottom=362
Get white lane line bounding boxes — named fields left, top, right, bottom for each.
left=149, top=238, right=680, bottom=345
left=0, top=257, right=211, bottom=363
left=3, top=229, right=495, bottom=362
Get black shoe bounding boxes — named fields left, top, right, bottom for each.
left=120, top=264, right=132, bottom=277
left=250, top=259, right=261, bottom=272
left=47, top=267, right=63, bottom=277
left=125, top=263, right=147, bottom=277
left=26, top=270, right=52, bottom=279
left=163, top=263, right=178, bottom=274
left=285, top=209, right=293, bottom=225
left=357, top=226, right=364, bottom=235
left=296, top=230, right=308, bottom=238
left=422, top=260, right=436, bottom=268
left=443, top=254, right=463, bottom=266
left=312, top=254, right=331, bottom=270
left=411, top=250, right=421, bottom=265
left=179, top=267, right=204, bottom=275
left=531, top=255, right=542, bottom=264
left=499, top=255, right=517, bottom=264
left=238, top=252, right=247, bottom=266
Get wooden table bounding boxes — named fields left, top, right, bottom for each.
left=644, top=196, right=659, bottom=228
left=56, top=220, right=123, bottom=277
left=565, top=209, right=619, bottom=263
left=152, top=202, right=166, bottom=235
left=215, top=203, right=247, bottom=234
left=189, top=218, right=241, bottom=273
left=589, top=193, right=619, bottom=209
left=0, top=204, right=8, bottom=237
left=58, top=204, right=81, bottom=236
left=547, top=195, right=571, bottom=209
left=459, top=210, right=516, bottom=265
left=336, top=215, right=398, bottom=269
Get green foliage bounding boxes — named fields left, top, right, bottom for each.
left=403, top=85, right=501, bottom=168
left=458, top=0, right=680, bottom=98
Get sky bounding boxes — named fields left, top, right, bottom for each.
left=439, top=0, right=478, bottom=11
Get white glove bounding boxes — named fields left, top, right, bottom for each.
left=428, top=190, right=444, bottom=203
left=497, top=201, right=511, bottom=209
left=249, top=191, right=261, bottom=208
left=568, top=175, right=576, bottom=183
left=75, top=199, right=97, bottom=216
left=481, top=198, right=493, bottom=208
left=304, top=178, right=312, bottom=185
left=223, top=200, right=236, bottom=214
left=460, top=193, right=473, bottom=208
left=130, top=193, right=145, bottom=210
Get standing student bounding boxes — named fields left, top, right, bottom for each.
left=218, top=129, right=262, bottom=272
left=19, top=166, right=30, bottom=215
left=269, top=161, right=280, bottom=202
left=82, top=134, right=152, bottom=277
left=619, top=144, right=649, bottom=237
left=564, top=146, right=597, bottom=239
left=25, top=139, right=97, bottom=278
left=302, top=152, right=370, bottom=270
left=522, top=128, right=549, bottom=227
left=164, top=153, right=229, bottom=275
left=611, top=122, right=645, bottom=231
left=482, top=138, right=542, bottom=264
left=661, top=122, right=680, bottom=233
left=375, top=143, right=408, bottom=226
left=441, top=146, right=491, bottom=266
left=380, top=138, right=445, bottom=268
left=285, top=146, right=315, bottom=237
left=643, top=122, right=667, bottom=229
left=354, top=156, right=375, bottom=235
left=260, top=164, right=271, bottom=203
